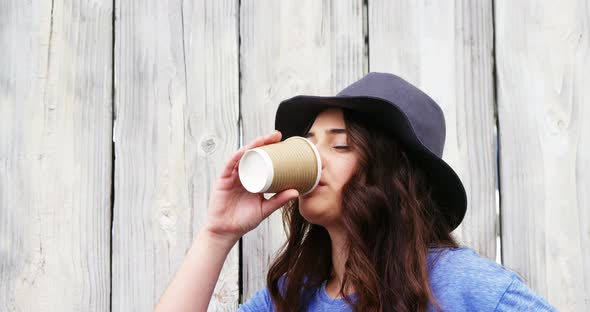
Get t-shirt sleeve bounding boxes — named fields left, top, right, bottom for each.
left=237, top=288, right=273, bottom=312
left=494, top=277, right=557, bottom=312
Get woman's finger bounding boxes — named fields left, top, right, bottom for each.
left=262, top=130, right=282, bottom=145
left=261, top=189, right=299, bottom=219
left=220, top=131, right=282, bottom=179
left=220, top=146, right=248, bottom=178
left=220, top=135, right=264, bottom=178
left=221, top=132, right=281, bottom=178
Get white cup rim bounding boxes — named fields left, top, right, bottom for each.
left=239, top=148, right=274, bottom=193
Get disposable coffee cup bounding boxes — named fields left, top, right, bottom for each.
left=238, top=136, right=322, bottom=196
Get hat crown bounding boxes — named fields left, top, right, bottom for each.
left=337, top=72, right=446, bottom=157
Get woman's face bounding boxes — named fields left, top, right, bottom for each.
left=298, top=108, right=359, bottom=228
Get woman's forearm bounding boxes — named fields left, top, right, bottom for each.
left=154, top=228, right=237, bottom=312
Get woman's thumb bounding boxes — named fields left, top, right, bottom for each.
left=261, top=189, right=299, bottom=218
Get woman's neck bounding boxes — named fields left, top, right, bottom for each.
left=325, top=224, right=354, bottom=298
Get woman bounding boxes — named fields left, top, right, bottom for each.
left=155, top=73, right=556, bottom=311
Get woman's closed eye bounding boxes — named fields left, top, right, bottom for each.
left=334, top=145, right=350, bottom=150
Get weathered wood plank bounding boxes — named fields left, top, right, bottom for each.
left=496, top=0, right=590, bottom=309
left=240, top=0, right=366, bottom=300
left=113, top=0, right=239, bottom=310
left=369, top=0, right=497, bottom=260
left=0, top=0, right=113, bottom=311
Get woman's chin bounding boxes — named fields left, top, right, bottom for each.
left=298, top=200, right=338, bottom=226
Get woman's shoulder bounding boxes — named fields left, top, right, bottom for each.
left=427, top=246, right=517, bottom=283
left=427, top=247, right=556, bottom=311
left=238, top=287, right=273, bottom=312
left=238, top=275, right=289, bottom=311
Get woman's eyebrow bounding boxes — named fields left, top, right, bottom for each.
left=305, top=128, right=347, bottom=137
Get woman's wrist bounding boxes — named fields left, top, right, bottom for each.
left=198, top=226, right=239, bottom=252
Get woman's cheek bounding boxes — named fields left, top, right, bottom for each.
left=298, top=195, right=340, bottom=225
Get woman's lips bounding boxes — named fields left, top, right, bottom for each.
left=303, top=183, right=326, bottom=197
left=315, top=182, right=327, bottom=190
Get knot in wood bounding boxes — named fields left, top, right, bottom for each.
left=200, top=136, right=217, bottom=155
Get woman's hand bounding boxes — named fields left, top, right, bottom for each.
left=204, top=130, right=299, bottom=243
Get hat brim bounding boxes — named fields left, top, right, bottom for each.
left=275, top=95, right=467, bottom=231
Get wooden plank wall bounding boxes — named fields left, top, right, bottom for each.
left=113, top=0, right=239, bottom=311
left=0, top=0, right=587, bottom=311
left=0, top=0, right=113, bottom=311
left=495, top=0, right=590, bottom=310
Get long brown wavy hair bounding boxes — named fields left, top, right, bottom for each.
left=267, top=108, right=459, bottom=311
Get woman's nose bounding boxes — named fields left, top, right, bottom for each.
left=314, top=144, right=327, bottom=170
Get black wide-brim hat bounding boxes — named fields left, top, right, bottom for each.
left=274, top=72, right=467, bottom=231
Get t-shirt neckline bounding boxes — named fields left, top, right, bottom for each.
left=319, top=280, right=355, bottom=303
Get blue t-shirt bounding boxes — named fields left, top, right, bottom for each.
left=238, top=247, right=556, bottom=311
